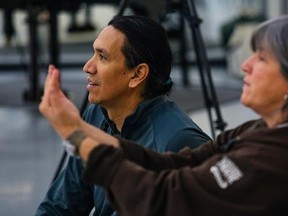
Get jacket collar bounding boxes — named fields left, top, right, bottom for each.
left=99, top=95, right=168, bottom=132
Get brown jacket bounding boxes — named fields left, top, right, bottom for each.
left=83, top=119, right=288, bottom=216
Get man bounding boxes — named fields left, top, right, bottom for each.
left=35, top=15, right=210, bottom=216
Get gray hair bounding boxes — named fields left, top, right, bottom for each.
left=251, top=15, right=288, bottom=80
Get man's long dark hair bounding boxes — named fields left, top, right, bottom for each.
left=108, top=15, right=173, bottom=99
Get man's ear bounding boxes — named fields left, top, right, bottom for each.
left=129, top=63, right=149, bottom=88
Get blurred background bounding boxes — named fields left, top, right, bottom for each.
left=0, top=0, right=286, bottom=215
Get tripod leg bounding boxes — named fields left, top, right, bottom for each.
left=117, top=0, right=130, bottom=16
left=83, top=3, right=96, bottom=31
left=182, top=0, right=226, bottom=138
left=3, top=9, right=15, bottom=45
left=179, top=12, right=189, bottom=86
left=23, top=4, right=42, bottom=102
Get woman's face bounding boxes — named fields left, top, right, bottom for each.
left=240, top=47, right=288, bottom=118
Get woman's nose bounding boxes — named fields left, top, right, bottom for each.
left=241, top=55, right=253, bottom=74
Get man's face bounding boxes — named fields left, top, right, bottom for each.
left=83, top=26, right=135, bottom=109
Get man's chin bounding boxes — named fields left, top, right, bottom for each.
left=87, top=95, right=99, bottom=104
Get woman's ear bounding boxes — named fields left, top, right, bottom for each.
left=129, top=63, right=149, bottom=88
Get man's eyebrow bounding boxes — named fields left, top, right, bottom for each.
left=94, top=47, right=103, bottom=53
left=94, top=48, right=110, bottom=58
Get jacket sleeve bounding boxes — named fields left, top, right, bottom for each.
left=82, top=134, right=285, bottom=216
left=35, top=156, right=94, bottom=216
left=119, top=138, right=217, bottom=171
left=83, top=138, right=217, bottom=183
left=82, top=139, right=220, bottom=215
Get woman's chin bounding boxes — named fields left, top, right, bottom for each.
left=240, top=95, right=249, bottom=107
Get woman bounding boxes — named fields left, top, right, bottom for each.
left=39, top=15, right=288, bottom=216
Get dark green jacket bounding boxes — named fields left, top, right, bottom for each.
left=35, top=96, right=210, bottom=216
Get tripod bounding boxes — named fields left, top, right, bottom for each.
left=180, top=0, right=227, bottom=138
left=51, top=0, right=226, bottom=183
left=162, top=0, right=226, bottom=138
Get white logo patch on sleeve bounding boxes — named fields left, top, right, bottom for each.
left=210, top=156, right=243, bottom=189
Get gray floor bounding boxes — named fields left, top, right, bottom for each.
left=0, top=107, right=63, bottom=216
